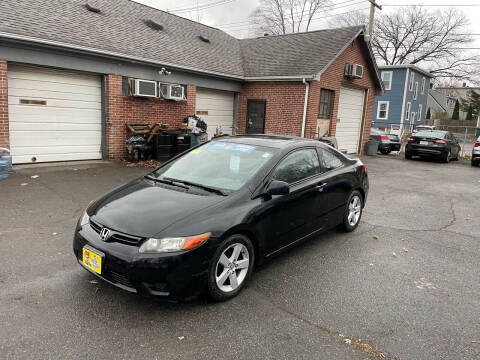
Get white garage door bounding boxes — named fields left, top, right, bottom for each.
left=195, top=88, right=234, bottom=139
left=8, top=64, right=102, bottom=164
left=335, top=87, right=365, bottom=154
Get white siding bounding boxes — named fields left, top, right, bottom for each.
left=335, top=87, right=365, bottom=154
left=195, top=88, right=234, bottom=139
left=8, top=64, right=102, bottom=164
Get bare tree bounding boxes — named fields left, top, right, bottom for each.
left=333, top=7, right=478, bottom=81
left=250, top=0, right=331, bottom=35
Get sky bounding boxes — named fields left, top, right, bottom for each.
left=133, top=0, right=480, bottom=44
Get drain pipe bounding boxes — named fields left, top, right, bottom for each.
left=301, top=78, right=310, bottom=138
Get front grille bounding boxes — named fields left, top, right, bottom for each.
left=89, top=219, right=143, bottom=246
left=107, top=270, right=134, bottom=288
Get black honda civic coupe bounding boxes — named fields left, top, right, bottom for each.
left=74, top=135, right=368, bottom=301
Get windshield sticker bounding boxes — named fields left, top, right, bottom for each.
left=191, top=149, right=202, bottom=154
left=230, top=155, right=240, bottom=174
left=207, top=142, right=256, bottom=153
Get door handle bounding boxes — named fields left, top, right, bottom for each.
left=316, top=183, right=327, bottom=192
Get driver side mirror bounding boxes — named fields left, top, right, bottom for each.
left=266, top=180, right=290, bottom=197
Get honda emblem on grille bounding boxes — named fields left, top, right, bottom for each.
left=100, top=228, right=111, bottom=241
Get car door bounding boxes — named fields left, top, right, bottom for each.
left=261, top=148, right=325, bottom=255
left=316, top=147, right=356, bottom=227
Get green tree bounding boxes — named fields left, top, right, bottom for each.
left=466, top=105, right=473, bottom=120
left=426, top=107, right=431, bottom=120
left=452, top=99, right=460, bottom=120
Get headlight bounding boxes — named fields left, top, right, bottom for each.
left=79, top=210, right=90, bottom=227
left=139, top=232, right=211, bottom=253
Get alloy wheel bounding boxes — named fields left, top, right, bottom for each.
left=215, top=243, right=250, bottom=292
left=347, top=195, right=362, bottom=226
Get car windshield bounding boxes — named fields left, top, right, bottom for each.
left=414, top=131, right=446, bottom=138
left=151, top=141, right=278, bottom=192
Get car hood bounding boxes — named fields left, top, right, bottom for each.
left=89, top=178, right=226, bottom=238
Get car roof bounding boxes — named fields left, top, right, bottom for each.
left=211, top=134, right=320, bottom=149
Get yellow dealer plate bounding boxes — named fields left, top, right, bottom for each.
left=82, top=247, right=103, bottom=274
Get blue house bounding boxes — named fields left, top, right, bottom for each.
left=372, top=65, right=433, bottom=133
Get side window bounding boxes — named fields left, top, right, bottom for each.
left=319, top=148, right=344, bottom=172
left=272, top=149, right=320, bottom=184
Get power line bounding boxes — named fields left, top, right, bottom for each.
left=168, top=0, right=236, bottom=13
left=211, top=0, right=362, bottom=27
left=219, top=7, right=371, bottom=32
left=383, top=4, right=480, bottom=6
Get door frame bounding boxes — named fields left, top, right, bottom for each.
left=336, top=86, right=366, bottom=154
left=246, top=99, right=266, bottom=134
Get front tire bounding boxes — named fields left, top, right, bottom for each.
left=208, top=234, right=254, bottom=301
left=405, top=152, right=412, bottom=160
left=340, top=190, right=363, bottom=232
left=443, top=150, right=451, bottom=163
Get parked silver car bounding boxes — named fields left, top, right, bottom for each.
left=472, top=136, right=480, bottom=167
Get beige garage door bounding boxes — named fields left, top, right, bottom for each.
left=195, top=88, right=234, bottom=139
left=335, top=87, right=365, bottom=154
left=8, top=64, right=102, bottom=164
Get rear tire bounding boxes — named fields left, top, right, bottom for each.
left=405, top=153, right=412, bottom=160
left=207, top=234, right=254, bottom=302
left=443, top=151, right=451, bottom=163
left=340, top=190, right=363, bottom=232
left=380, top=148, right=391, bottom=155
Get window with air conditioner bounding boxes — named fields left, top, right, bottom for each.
left=159, top=83, right=186, bottom=101
left=129, top=79, right=157, bottom=97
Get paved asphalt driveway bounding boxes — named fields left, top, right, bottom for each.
left=0, top=157, right=479, bottom=360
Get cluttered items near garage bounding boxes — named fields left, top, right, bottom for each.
left=0, top=148, right=12, bottom=180
left=126, top=115, right=209, bottom=163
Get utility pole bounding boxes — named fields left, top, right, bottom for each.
left=367, top=0, right=382, bottom=38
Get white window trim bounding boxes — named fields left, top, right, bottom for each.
left=405, top=102, right=411, bottom=121
left=421, top=77, right=426, bottom=94
left=418, top=104, right=422, bottom=122
left=377, top=101, right=390, bottom=120
left=381, top=71, right=393, bottom=90
left=414, top=82, right=419, bottom=100
left=409, top=73, right=414, bottom=91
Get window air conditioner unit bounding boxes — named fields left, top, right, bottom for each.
left=344, top=64, right=363, bottom=79
left=160, top=83, right=185, bottom=101
left=129, top=79, right=157, bottom=97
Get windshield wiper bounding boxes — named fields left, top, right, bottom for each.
left=163, top=177, right=227, bottom=196
left=144, top=175, right=189, bottom=189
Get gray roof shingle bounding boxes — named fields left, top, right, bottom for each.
left=0, top=0, right=366, bottom=80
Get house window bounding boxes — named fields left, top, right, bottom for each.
left=411, top=112, right=416, bottom=122
left=414, top=82, right=419, bottom=100
left=409, top=72, right=414, bottom=91
left=418, top=104, right=422, bottom=122
left=381, top=71, right=393, bottom=90
left=405, top=102, right=411, bottom=121
left=318, top=89, right=334, bottom=119
left=421, top=77, right=426, bottom=94
left=377, top=101, right=389, bottom=120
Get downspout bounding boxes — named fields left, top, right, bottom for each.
left=301, top=78, right=310, bottom=137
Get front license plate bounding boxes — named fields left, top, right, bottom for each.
left=82, top=246, right=103, bottom=274
left=420, top=141, right=429, bottom=145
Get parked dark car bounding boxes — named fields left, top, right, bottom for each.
left=405, top=130, right=461, bottom=163
left=472, top=136, right=480, bottom=166
left=370, top=128, right=401, bottom=154
left=73, top=135, right=369, bottom=301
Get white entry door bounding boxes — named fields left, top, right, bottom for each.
left=195, top=88, right=234, bottom=139
left=335, top=87, right=365, bottom=154
left=8, top=64, right=102, bottom=164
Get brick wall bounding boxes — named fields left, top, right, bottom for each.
left=105, top=74, right=196, bottom=160
left=238, top=82, right=307, bottom=137
left=0, top=60, right=8, bottom=149
left=237, top=38, right=377, bottom=153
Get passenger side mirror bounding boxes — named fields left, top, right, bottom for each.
left=266, top=180, right=290, bottom=197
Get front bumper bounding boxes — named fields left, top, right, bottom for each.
left=73, top=224, right=211, bottom=297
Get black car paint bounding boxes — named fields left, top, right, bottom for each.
left=73, top=136, right=368, bottom=298
left=370, top=129, right=401, bottom=154
left=405, top=131, right=461, bottom=160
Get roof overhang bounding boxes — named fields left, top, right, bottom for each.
left=379, top=64, right=434, bottom=78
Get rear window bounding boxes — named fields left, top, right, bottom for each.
left=414, top=131, right=446, bottom=138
